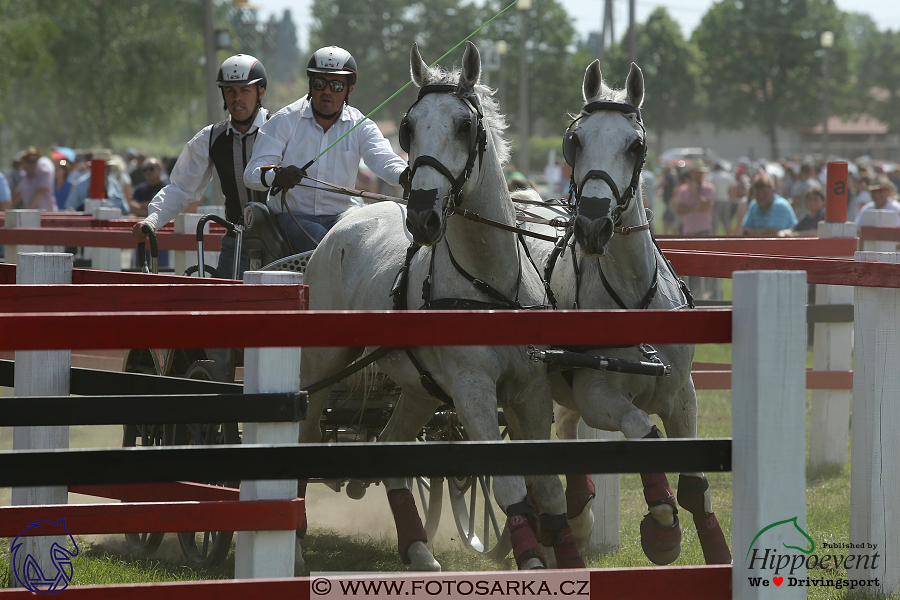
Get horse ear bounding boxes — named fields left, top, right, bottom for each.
left=582, top=60, right=602, bottom=102
left=625, top=62, right=644, bottom=108
left=458, top=40, right=481, bottom=91
left=410, top=43, right=428, bottom=88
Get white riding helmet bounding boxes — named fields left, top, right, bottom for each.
left=217, top=54, right=268, bottom=90
left=307, top=46, right=358, bottom=86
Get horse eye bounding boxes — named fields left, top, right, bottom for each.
left=458, top=119, right=472, bottom=136
left=627, top=139, right=642, bottom=155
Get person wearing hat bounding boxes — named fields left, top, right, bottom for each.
left=854, top=176, right=900, bottom=227
left=741, top=173, right=797, bottom=236
left=7, top=147, right=56, bottom=212
left=243, top=46, right=407, bottom=254
left=131, top=53, right=272, bottom=279
left=672, top=159, right=715, bottom=235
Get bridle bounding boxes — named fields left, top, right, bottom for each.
left=563, top=101, right=647, bottom=229
left=399, top=84, right=487, bottom=216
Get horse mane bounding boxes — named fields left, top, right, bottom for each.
left=410, top=63, right=512, bottom=167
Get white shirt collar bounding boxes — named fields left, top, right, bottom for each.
left=227, top=107, right=268, bottom=135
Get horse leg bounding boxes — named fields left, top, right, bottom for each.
left=505, top=381, right=584, bottom=569
left=573, top=374, right=680, bottom=565
left=450, top=375, right=547, bottom=570
left=553, top=402, right=595, bottom=554
left=662, top=384, right=731, bottom=565
left=379, top=391, right=442, bottom=571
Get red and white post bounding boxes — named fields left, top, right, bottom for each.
left=810, top=162, right=854, bottom=469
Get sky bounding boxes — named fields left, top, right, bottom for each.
left=256, top=0, right=900, bottom=54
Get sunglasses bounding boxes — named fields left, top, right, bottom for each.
left=143, top=166, right=158, bottom=172
left=311, top=78, right=346, bottom=93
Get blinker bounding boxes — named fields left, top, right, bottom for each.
left=577, top=196, right=612, bottom=221
left=407, top=188, right=440, bottom=213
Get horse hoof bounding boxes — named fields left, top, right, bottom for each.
left=407, top=541, right=441, bottom=571
left=695, top=513, right=732, bottom=564
left=568, top=499, right=594, bottom=552
left=640, top=512, right=681, bottom=565
left=520, top=557, right=546, bottom=570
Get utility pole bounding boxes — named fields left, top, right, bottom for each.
left=628, top=0, right=636, bottom=65
left=518, top=0, right=531, bottom=175
left=599, top=0, right=615, bottom=65
left=203, top=0, right=223, bottom=204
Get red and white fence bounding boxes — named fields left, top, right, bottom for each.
left=1, top=249, right=898, bottom=597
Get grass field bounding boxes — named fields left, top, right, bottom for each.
left=1, top=336, right=895, bottom=598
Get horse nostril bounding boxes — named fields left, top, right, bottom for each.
left=598, top=217, right=614, bottom=243
left=425, top=210, right=441, bottom=235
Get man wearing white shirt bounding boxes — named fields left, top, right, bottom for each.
left=855, top=177, right=900, bottom=227
left=244, top=46, right=408, bottom=254
left=132, top=54, right=270, bottom=279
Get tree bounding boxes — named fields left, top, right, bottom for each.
left=854, top=28, right=900, bottom=131
left=693, top=0, right=849, bottom=159
left=4, top=0, right=205, bottom=151
left=602, top=7, right=706, bottom=155
left=478, top=0, right=588, bottom=141
left=308, top=0, right=483, bottom=124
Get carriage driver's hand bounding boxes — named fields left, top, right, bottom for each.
left=132, top=221, right=154, bottom=243
left=271, top=165, right=307, bottom=191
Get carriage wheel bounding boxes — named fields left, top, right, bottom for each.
left=447, top=422, right=513, bottom=559
left=408, top=476, right=444, bottom=541
left=174, top=359, right=239, bottom=568
left=122, top=350, right=167, bottom=557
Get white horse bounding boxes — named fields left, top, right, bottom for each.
left=520, top=61, right=731, bottom=566
left=299, top=41, right=584, bottom=571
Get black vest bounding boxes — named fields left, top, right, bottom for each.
left=209, top=117, right=269, bottom=224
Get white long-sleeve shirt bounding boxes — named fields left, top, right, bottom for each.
left=244, top=97, right=407, bottom=216
left=145, top=109, right=268, bottom=230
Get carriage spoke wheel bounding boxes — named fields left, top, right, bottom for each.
left=447, top=423, right=512, bottom=559
left=175, top=359, right=240, bottom=568
left=122, top=352, right=167, bottom=557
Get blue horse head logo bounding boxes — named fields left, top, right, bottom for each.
left=11, top=519, right=80, bottom=594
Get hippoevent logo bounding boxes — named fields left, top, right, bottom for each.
left=745, top=516, right=882, bottom=592
left=11, top=519, right=79, bottom=594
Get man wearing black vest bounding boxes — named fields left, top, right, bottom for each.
left=132, top=54, right=269, bottom=279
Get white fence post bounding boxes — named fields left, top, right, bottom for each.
left=850, top=251, right=900, bottom=593
left=9, top=253, right=73, bottom=587
left=577, top=421, right=620, bottom=553
left=732, top=271, right=807, bottom=600
left=809, top=221, right=856, bottom=469
left=91, top=206, right=123, bottom=271
left=860, top=210, right=898, bottom=252
left=235, top=270, right=302, bottom=579
left=4, top=209, right=42, bottom=264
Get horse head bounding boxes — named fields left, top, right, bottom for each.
left=402, top=41, right=493, bottom=246
left=566, top=61, right=647, bottom=257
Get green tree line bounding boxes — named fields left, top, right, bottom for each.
left=1, top=0, right=898, bottom=167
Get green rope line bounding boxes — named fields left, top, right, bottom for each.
left=309, top=0, right=522, bottom=164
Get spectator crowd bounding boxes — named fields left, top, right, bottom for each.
left=653, top=155, right=900, bottom=238
left=1, top=146, right=181, bottom=216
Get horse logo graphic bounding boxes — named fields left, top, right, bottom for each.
left=746, top=516, right=815, bottom=560
left=11, top=519, right=80, bottom=594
